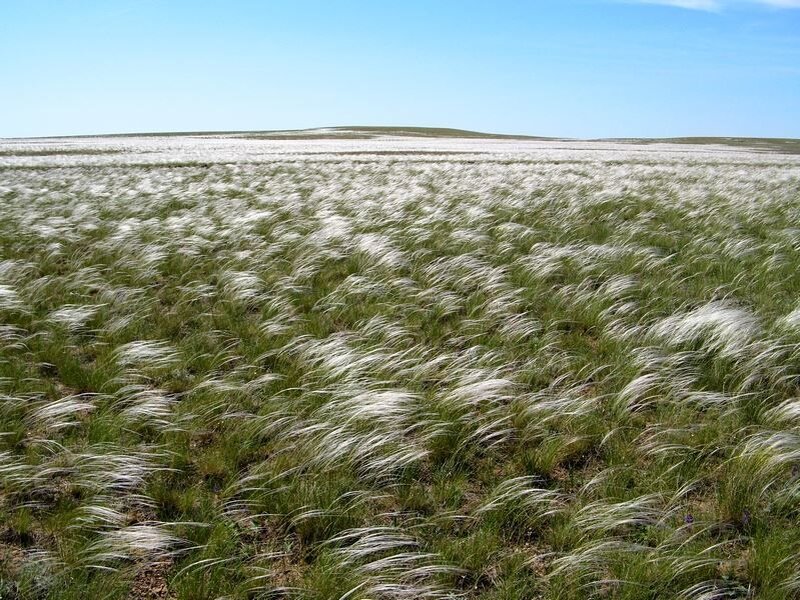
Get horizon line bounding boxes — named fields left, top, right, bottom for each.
left=3, top=125, right=800, bottom=143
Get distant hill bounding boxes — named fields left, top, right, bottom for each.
left=10, top=127, right=800, bottom=154
left=175, top=126, right=556, bottom=141
left=19, top=126, right=553, bottom=141
left=600, top=136, right=800, bottom=155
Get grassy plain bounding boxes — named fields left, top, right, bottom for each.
left=1, top=130, right=800, bottom=599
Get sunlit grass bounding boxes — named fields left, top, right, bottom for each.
left=1, top=133, right=800, bottom=599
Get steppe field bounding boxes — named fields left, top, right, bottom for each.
left=3, top=128, right=800, bottom=600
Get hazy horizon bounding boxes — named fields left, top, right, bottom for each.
left=4, top=125, right=800, bottom=143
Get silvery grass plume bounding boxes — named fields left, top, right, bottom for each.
left=78, top=524, right=184, bottom=570
left=725, top=431, right=800, bottom=502
left=637, top=423, right=724, bottom=467
left=0, top=323, right=28, bottom=351
left=326, top=527, right=462, bottom=599
left=548, top=538, right=651, bottom=591
left=677, top=581, right=752, bottom=600
left=0, top=283, right=26, bottom=312
left=282, top=418, right=429, bottom=482
left=648, top=301, right=761, bottom=360
left=114, top=384, right=179, bottom=429
left=522, top=376, right=603, bottom=430
left=317, top=388, right=421, bottom=428
left=219, top=269, right=264, bottom=304
left=476, top=476, right=565, bottom=524
left=777, top=305, right=800, bottom=332
left=47, top=445, right=171, bottom=495
left=113, top=340, right=180, bottom=371
left=763, top=398, right=800, bottom=427
left=0, top=450, right=47, bottom=493
left=572, top=494, right=669, bottom=539
left=435, top=371, right=518, bottom=451
left=47, top=304, right=105, bottom=332
left=26, top=393, right=98, bottom=431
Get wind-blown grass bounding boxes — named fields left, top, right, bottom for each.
left=1, top=132, right=800, bottom=599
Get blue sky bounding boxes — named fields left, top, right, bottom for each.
left=2, top=0, right=799, bottom=138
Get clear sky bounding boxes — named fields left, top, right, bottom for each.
left=2, top=0, right=799, bottom=138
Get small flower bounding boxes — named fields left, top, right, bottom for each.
left=684, top=513, right=694, bottom=526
